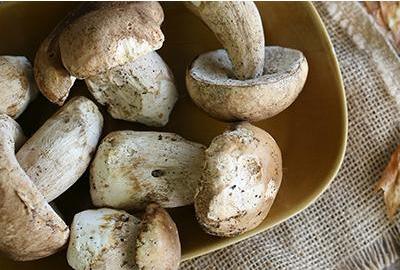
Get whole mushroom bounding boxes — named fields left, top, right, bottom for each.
left=195, top=122, right=282, bottom=237
left=185, top=1, right=308, bottom=122
left=67, top=205, right=180, bottom=270
left=0, top=114, right=69, bottom=261
left=35, top=2, right=178, bottom=127
left=0, top=56, right=37, bottom=118
left=90, top=130, right=205, bottom=210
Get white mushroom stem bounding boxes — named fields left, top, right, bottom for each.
left=67, top=208, right=141, bottom=270
left=0, top=56, right=37, bottom=118
left=0, top=114, right=69, bottom=261
left=185, top=1, right=265, bottom=80
left=16, top=96, right=103, bottom=202
left=90, top=131, right=205, bottom=210
left=186, top=47, right=308, bottom=122
left=85, top=51, right=178, bottom=127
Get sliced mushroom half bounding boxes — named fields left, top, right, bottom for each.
left=195, top=122, right=282, bottom=237
left=186, top=47, right=308, bottom=122
left=86, top=51, right=178, bottom=127
left=0, top=114, right=69, bottom=261
left=90, top=131, right=205, bottom=210
left=185, top=1, right=265, bottom=80
left=0, top=56, right=37, bottom=118
left=16, top=96, right=103, bottom=202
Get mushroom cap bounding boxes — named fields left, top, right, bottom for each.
left=90, top=131, right=205, bottom=210
left=33, top=3, right=87, bottom=105
left=0, top=114, right=69, bottom=261
left=186, top=46, right=308, bottom=122
left=59, top=2, right=164, bottom=79
left=67, top=208, right=141, bottom=270
left=16, top=96, right=103, bottom=202
left=194, top=122, right=282, bottom=237
left=0, top=56, right=37, bottom=118
left=185, top=1, right=265, bottom=80
left=136, top=204, right=181, bottom=270
left=85, top=51, right=178, bottom=127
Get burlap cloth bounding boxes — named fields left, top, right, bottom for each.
left=181, top=2, right=400, bottom=269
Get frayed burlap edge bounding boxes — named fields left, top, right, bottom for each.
left=322, top=2, right=400, bottom=269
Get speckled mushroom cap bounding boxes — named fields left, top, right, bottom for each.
left=0, top=56, right=37, bottom=118
left=186, top=46, right=309, bottom=122
left=194, top=122, right=282, bottom=237
left=185, top=1, right=265, bottom=80
left=0, top=114, right=69, bottom=261
left=59, top=2, right=165, bottom=79
left=136, top=204, right=181, bottom=270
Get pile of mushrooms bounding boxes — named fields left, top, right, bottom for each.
left=0, top=0, right=309, bottom=267
left=35, top=2, right=178, bottom=127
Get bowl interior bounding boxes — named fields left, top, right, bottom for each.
left=0, top=2, right=346, bottom=268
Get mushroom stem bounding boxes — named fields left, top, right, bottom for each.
left=0, top=114, right=69, bottom=261
left=185, top=1, right=265, bottom=80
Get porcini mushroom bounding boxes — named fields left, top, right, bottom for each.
left=16, top=96, right=103, bottom=202
left=0, top=114, right=69, bottom=261
left=185, top=1, right=309, bottom=122
left=67, top=208, right=141, bottom=270
left=58, top=2, right=164, bottom=79
left=90, top=131, right=205, bottom=210
left=195, top=122, right=282, bottom=237
left=85, top=51, right=178, bottom=126
left=0, top=56, right=37, bottom=118
left=186, top=47, right=308, bottom=122
left=136, top=204, right=181, bottom=270
left=185, top=1, right=265, bottom=80
left=33, top=4, right=83, bottom=105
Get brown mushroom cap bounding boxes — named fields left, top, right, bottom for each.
left=0, top=114, right=69, bottom=261
left=136, top=204, right=181, bottom=270
left=194, top=122, right=282, bottom=237
left=59, top=2, right=164, bottom=79
left=186, top=46, right=308, bottom=122
left=33, top=3, right=87, bottom=105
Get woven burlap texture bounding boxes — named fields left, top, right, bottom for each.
left=181, top=2, right=400, bottom=270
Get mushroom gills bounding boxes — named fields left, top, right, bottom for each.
left=186, top=46, right=308, bottom=122
left=85, top=51, right=178, bottom=127
left=90, top=130, right=205, bottom=210
left=0, top=56, right=38, bottom=118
